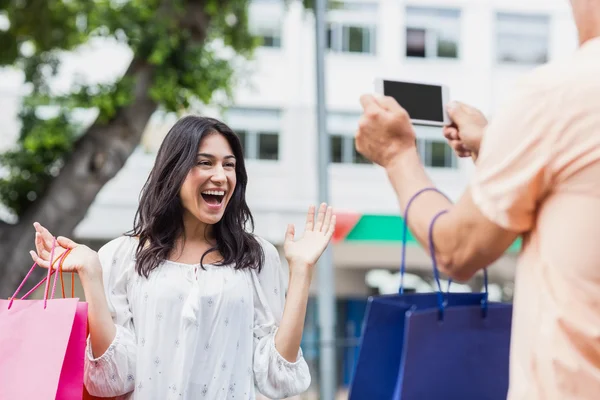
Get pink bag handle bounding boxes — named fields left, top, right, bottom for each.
left=17, top=249, right=73, bottom=301
left=7, top=238, right=70, bottom=309
left=48, top=247, right=73, bottom=300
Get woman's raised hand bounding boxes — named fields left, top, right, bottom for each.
left=30, top=222, right=101, bottom=277
left=283, top=203, right=336, bottom=274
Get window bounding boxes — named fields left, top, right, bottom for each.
left=224, top=108, right=281, bottom=161
left=352, top=138, right=371, bottom=164
left=253, top=26, right=282, bottom=48
left=327, top=23, right=376, bottom=54
left=262, top=34, right=281, bottom=48
left=331, top=135, right=343, bottom=163
left=328, top=136, right=455, bottom=167
left=417, top=139, right=456, bottom=168
left=496, top=13, right=550, bottom=65
left=257, top=132, right=279, bottom=160
left=328, top=112, right=371, bottom=164
left=249, top=0, right=283, bottom=48
left=235, top=130, right=279, bottom=161
left=329, top=135, right=372, bottom=165
left=405, top=7, right=461, bottom=59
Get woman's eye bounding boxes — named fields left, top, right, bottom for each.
left=197, top=160, right=210, bottom=166
left=225, top=163, right=235, bottom=168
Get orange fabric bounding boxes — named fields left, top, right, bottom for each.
left=470, top=37, right=600, bottom=400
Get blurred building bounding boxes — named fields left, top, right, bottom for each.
left=0, top=0, right=579, bottom=397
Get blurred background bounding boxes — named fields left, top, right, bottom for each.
left=0, top=0, right=578, bottom=399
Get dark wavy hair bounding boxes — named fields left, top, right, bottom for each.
left=127, top=115, right=264, bottom=278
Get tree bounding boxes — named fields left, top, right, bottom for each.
left=0, top=0, right=317, bottom=297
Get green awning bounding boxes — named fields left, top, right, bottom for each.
left=344, top=214, right=522, bottom=253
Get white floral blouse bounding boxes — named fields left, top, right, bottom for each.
left=83, top=235, right=310, bottom=399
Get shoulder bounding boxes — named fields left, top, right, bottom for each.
left=98, top=236, right=138, bottom=265
left=252, top=235, right=283, bottom=272
left=253, top=235, right=280, bottom=262
left=515, top=55, right=596, bottom=101
left=488, top=61, right=567, bottom=133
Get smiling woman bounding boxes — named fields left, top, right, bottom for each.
left=131, top=117, right=259, bottom=278
left=29, top=115, right=336, bottom=400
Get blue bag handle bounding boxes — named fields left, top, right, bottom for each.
left=399, top=187, right=452, bottom=293
left=399, top=187, right=489, bottom=319
left=429, top=210, right=489, bottom=319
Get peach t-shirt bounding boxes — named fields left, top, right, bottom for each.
left=470, top=37, right=600, bottom=400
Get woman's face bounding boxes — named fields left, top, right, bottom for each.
left=179, top=132, right=237, bottom=227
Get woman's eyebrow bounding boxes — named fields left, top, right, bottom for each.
left=197, top=153, right=236, bottom=160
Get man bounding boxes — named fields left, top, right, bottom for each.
left=354, top=1, right=600, bottom=399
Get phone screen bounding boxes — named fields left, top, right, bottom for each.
left=382, top=80, right=444, bottom=123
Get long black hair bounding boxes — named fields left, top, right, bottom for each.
left=128, top=115, right=264, bottom=278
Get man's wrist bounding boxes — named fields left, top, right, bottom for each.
left=384, top=146, right=420, bottom=173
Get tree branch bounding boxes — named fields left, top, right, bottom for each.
left=0, top=57, right=157, bottom=298
left=0, top=219, right=12, bottom=241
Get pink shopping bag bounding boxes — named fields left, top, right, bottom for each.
left=0, top=242, right=88, bottom=400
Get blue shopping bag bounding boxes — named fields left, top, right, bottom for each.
left=349, top=292, right=489, bottom=400
left=394, top=303, right=512, bottom=399
left=392, top=209, right=512, bottom=400
left=348, top=189, right=512, bottom=400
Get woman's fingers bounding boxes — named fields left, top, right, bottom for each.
left=284, top=224, right=295, bottom=244
left=304, top=205, right=316, bottom=232
left=321, top=206, right=333, bottom=232
left=29, top=250, right=51, bottom=269
left=31, top=246, right=63, bottom=267
left=315, top=203, right=327, bottom=232
left=57, top=236, right=78, bottom=249
left=34, top=232, right=44, bottom=255
left=34, top=222, right=56, bottom=252
left=326, top=215, right=336, bottom=239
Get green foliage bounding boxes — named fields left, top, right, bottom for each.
left=0, top=109, right=76, bottom=215
left=0, top=0, right=270, bottom=217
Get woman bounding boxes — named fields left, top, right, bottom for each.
left=30, top=116, right=336, bottom=399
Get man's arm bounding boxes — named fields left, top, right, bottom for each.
left=354, top=91, right=552, bottom=282
left=384, top=149, right=518, bottom=281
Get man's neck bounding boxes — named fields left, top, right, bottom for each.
left=577, top=10, right=600, bottom=46
left=579, top=31, right=600, bottom=46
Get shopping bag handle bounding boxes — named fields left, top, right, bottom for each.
left=17, top=248, right=73, bottom=300
left=7, top=239, right=73, bottom=309
left=58, top=255, right=76, bottom=299
left=8, top=237, right=57, bottom=309
left=429, top=209, right=489, bottom=319
left=399, top=187, right=451, bottom=293
left=399, top=187, right=489, bottom=300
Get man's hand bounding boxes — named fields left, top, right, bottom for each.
left=355, top=94, right=417, bottom=168
left=443, top=101, right=488, bottom=160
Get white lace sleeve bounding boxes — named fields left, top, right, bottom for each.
left=83, top=236, right=138, bottom=397
left=252, top=238, right=311, bottom=399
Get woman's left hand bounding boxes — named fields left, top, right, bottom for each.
left=284, top=203, right=336, bottom=274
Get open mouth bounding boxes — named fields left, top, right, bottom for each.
left=201, top=190, right=225, bottom=207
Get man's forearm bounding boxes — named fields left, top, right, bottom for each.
left=384, top=149, right=459, bottom=272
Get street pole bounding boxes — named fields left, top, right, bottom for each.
left=314, top=0, right=337, bottom=399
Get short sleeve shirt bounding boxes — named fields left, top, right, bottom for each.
left=470, top=37, right=600, bottom=400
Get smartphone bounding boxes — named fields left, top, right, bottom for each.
left=374, top=78, right=450, bottom=127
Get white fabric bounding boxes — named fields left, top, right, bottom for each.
left=83, top=236, right=310, bottom=400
